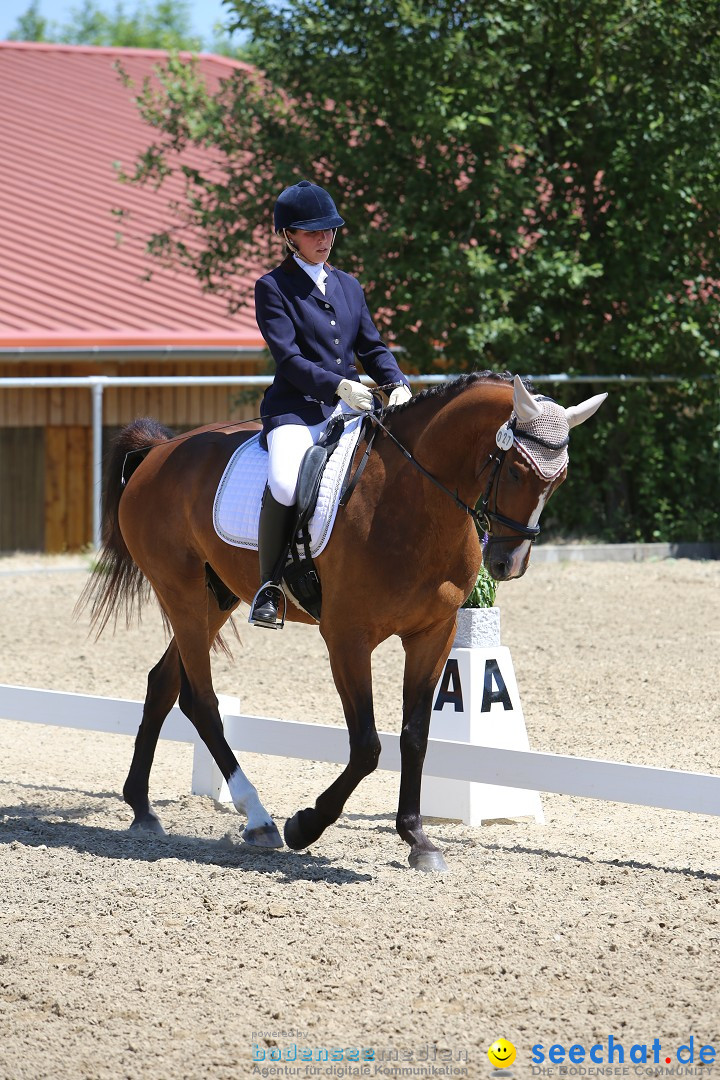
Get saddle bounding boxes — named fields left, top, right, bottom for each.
left=208, top=414, right=368, bottom=621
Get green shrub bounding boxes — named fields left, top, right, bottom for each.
left=462, top=563, right=498, bottom=609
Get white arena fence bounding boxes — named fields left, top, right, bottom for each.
left=1, top=683, right=719, bottom=819
left=0, top=371, right=696, bottom=550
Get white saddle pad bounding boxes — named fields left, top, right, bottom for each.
left=213, top=417, right=364, bottom=557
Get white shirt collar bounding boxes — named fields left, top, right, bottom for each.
left=293, top=253, right=327, bottom=294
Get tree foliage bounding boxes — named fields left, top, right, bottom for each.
left=8, top=0, right=242, bottom=54
left=8, top=2, right=50, bottom=41
left=121, top=0, right=719, bottom=375
left=115, top=2, right=720, bottom=538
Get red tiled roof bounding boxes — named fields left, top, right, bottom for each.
left=0, top=42, right=265, bottom=351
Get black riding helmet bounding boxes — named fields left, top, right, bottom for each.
left=273, top=180, right=345, bottom=233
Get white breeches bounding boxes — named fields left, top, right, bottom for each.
left=266, top=400, right=355, bottom=506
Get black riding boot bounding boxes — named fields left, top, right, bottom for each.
left=248, top=487, right=296, bottom=628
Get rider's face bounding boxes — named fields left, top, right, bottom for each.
left=287, top=229, right=334, bottom=265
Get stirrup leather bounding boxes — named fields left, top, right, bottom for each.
left=248, top=581, right=287, bottom=630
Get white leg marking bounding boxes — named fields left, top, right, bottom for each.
left=228, top=767, right=273, bottom=831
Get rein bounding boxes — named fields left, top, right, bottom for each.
left=363, top=408, right=564, bottom=545
left=366, top=412, right=489, bottom=532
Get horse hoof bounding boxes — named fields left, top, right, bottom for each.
left=242, top=822, right=283, bottom=849
left=129, top=813, right=166, bottom=836
left=284, top=808, right=330, bottom=849
left=408, top=849, right=449, bottom=873
left=283, top=813, right=307, bottom=850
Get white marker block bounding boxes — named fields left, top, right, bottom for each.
left=421, top=609, right=544, bottom=825
left=190, top=695, right=240, bottom=803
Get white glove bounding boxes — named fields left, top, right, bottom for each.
left=336, top=378, right=374, bottom=412
left=388, top=384, right=412, bottom=407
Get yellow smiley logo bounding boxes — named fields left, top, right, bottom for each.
left=488, top=1039, right=517, bottom=1068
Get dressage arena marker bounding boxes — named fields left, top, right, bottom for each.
left=422, top=608, right=545, bottom=824
left=1, top=680, right=719, bottom=819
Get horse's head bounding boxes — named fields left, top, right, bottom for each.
left=481, top=375, right=606, bottom=581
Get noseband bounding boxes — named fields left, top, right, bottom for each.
left=364, top=408, right=568, bottom=546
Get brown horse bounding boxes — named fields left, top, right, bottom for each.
left=82, top=371, right=605, bottom=871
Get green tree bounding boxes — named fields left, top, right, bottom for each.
left=60, top=0, right=204, bottom=49
left=8, top=1, right=50, bottom=40
left=116, top=1, right=720, bottom=540
left=8, top=0, right=244, bottom=54
left=120, top=0, right=719, bottom=378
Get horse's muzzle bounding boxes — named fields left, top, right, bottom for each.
left=484, top=540, right=532, bottom=582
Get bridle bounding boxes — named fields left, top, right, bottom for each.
left=475, top=416, right=570, bottom=545
left=475, top=418, right=541, bottom=544
left=357, top=407, right=569, bottom=546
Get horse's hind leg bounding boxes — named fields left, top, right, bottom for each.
left=123, top=639, right=182, bottom=834
left=397, top=616, right=457, bottom=872
left=156, top=576, right=283, bottom=848
left=123, top=600, right=227, bottom=833
left=284, top=633, right=380, bottom=851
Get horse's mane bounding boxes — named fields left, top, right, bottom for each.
left=387, top=369, right=532, bottom=414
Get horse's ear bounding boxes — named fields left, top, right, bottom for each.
left=564, top=392, right=608, bottom=429
left=512, top=375, right=544, bottom=422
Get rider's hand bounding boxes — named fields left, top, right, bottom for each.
left=336, top=378, right=374, bottom=412
left=388, top=384, right=412, bottom=408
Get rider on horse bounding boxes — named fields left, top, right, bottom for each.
left=248, top=180, right=411, bottom=628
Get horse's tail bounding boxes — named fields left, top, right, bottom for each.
left=76, top=418, right=175, bottom=637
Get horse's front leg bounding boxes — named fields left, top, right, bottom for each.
left=397, top=616, right=457, bottom=872
left=284, top=634, right=379, bottom=851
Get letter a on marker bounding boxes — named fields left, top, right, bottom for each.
left=433, top=658, right=464, bottom=712
left=481, top=658, right=513, bottom=711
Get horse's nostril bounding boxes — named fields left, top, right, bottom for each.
left=486, top=559, right=509, bottom=581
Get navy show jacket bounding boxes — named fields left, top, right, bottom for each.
left=255, top=254, right=409, bottom=442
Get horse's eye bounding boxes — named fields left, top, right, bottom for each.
left=508, top=459, right=529, bottom=482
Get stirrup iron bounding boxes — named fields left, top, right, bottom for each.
left=248, top=581, right=287, bottom=630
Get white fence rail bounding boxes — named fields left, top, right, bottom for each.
left=1, top=683, right=719, bottom=818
